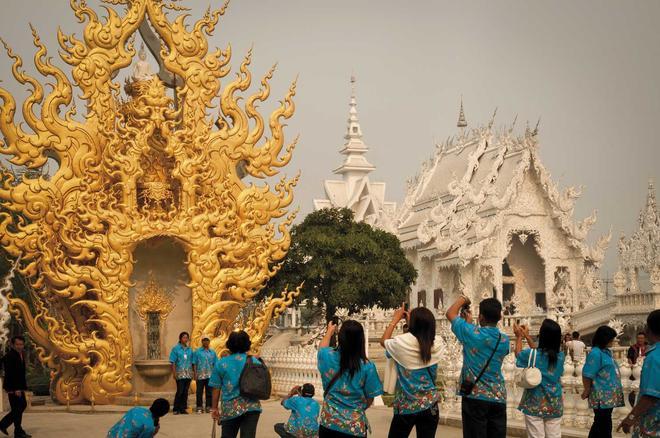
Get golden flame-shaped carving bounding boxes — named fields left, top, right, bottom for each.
left=134, top=273, right=174, bottom=321
left=0, top=0, right=300, bottom=404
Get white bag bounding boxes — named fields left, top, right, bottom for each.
left=517, top=348, right=542, bottom=389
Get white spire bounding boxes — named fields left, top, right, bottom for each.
left=334, top=75, right=375, bottom=176
left=345, top=75, right=363, bottom=140
left=457, top=96, right=468, bottom=128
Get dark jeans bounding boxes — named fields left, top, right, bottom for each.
left=319, top=425, right=365, bottom=438
left=173, top=378, right=191, bottom=413
left=221, top=411, right=260, bottom=438
left=0, top=392, right=27, bottom=433
left=274, top=422, right=296, bottom=437
left=388, top=404, right=439, bottom=438
left=196, top=378, right=211, bottom=409
left=588, top=408, right=613, bottom=438
left=461, top=396, right=507, bottom=438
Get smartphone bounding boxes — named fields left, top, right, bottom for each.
left=403, top=302, right=409, bottom=312
left=331, top=315, right=340, bottom=325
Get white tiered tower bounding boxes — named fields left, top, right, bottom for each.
left=313, top=76, right=396, bottom=232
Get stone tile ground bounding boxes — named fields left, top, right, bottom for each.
left=15, top=401, right=468, bottom=437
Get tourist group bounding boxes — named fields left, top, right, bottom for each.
left=2, top=299, right=656, bottom=438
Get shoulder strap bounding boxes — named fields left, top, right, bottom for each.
left=324, top=371, right=342, bottom=398
left=473, top=332, right=502, bottom=387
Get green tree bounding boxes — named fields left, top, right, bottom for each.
left=263, top=208, right=417, bottom=319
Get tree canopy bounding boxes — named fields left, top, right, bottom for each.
left=262, top=208, right=417, bottom=318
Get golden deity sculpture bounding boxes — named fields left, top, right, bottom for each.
left=0, top=0, right=300, bottom=404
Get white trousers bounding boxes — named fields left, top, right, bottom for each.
left=524, top=414, right=562, bottom=438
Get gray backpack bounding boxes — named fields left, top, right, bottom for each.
left=239, top=355, right=271, bottom=400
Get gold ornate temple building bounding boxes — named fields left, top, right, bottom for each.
left=0, top=0, right=299, bottom=404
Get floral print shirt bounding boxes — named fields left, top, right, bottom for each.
left=451, top=317, right=510, bottom=404
left=385, top=351, right=439, bottom=415
left=193, top=347, right=218, bottom=380
left=317, top=347, right=383, bottom=437
left=582, top=346, right=624, bottom=409
left=283, top=395, right=320, bottom=437
left=208, top=353, right=262, bottom=420
left=107, top=407, right=155, bottom=438
left=633, top=344, right=659, bottom=438
left=516, top=349, right=564, bottom=418
left=169, top=343, right=194, bottom=380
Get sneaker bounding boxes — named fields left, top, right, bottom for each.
left=181, top=410, right=189, bottom=415
left=205, top=408, right=211, bottom=414
left=196, top=408, right=203, bottom=414
left=173, top=411, right=180, bottom=415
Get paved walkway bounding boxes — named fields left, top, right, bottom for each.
left=17, top=400, right=467, bottom=437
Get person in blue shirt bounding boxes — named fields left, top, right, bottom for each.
left=317, top=319, right=383, bottom=438
left=209, top=330, right=262, bottom=438
left=169, top=331, right=193, bottom=415
left=514, top=319, right=564, bottom=438
left=446, top=295, right=510, bottom=438
left=582, top=325, right=624, bottom=438
left=274, top=383, right=320, bottom=438
left=618, top=309, right=660, bottom=437
left=193, top=335, right=217, bottom=414
left=380, top=305, right=441, bottom=438
left=107, top=398, right=169, bottom=438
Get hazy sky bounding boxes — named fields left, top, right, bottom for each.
left=1, top=0, right=659, bottom=277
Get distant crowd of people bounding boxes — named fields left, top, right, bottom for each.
left=0, top=300, right=657, bottom=438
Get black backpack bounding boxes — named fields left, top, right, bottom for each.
left=239, top=355, right=271, bottom=400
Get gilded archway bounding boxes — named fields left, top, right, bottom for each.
left=0, top=0, right=299, bottom=404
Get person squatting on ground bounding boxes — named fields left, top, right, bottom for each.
left=106, top=398, right=170, bottom=438
left=582, top=325, right=624, bottom=438
left=193, top=334, right=218, bottom=414
left=381, top=305, right=441, bottom=438
left=274, top=383, right=320, bottom=438
left=209, top=330, right=263, bottom=438
left=513, top=319, right=564, bottom=438
left=446, top=295, right=510, bottom=438
left=0, top=336, right=31, bottom=438
left=169, top=331, right=194, bottom=415
left=317, top=319, right=383, bottom=438
left=617, top=309, right=659, bottom=437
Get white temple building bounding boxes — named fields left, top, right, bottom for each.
left=396, top=105, right=612, bottom=322
left=313, top=77, right=397, bottom=232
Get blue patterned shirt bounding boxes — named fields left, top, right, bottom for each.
left=633, top=343, right=659, bottom=438
left=516, top=349, right=564, bottom=418
left=193, top=347, right=218, bottom=380
left=317, top=347, right=383, bottom=437
left=582, top=346, right=624, bottom=409
left=107, top=407, right=155, bottom=438
left=385, top=351, right=439, bottom=415
left=169, top=343, right=193, bottom=379
left=451, top=317, right=510, bottom=404
left=283, top=395, right=320, bottom=437
left=208, top=353, right=262, bottom=420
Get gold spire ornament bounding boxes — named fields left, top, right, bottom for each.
left=0, top=0, right=300, bottom=404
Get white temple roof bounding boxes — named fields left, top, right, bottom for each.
left=313, top=76, right=396, bottom=232
left=396, top=112, right=609, bottom=265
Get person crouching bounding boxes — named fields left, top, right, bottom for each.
left=275, top=383, right=320, bottom=438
